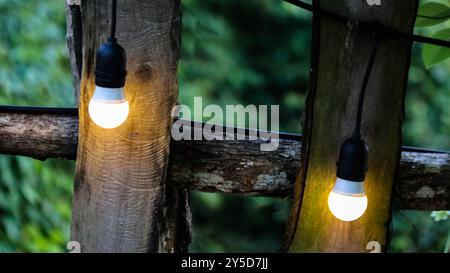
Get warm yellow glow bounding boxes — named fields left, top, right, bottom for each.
left=328, top=190, right=368, bottom=222
left=88, top=99, right=129, bottom=129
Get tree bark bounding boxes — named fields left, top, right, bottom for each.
left=65, top=0, right=82, bottom=104
left=1, top=111, right=448, bottom=210
left=169, top=135, right=301, bottom=197
left=69, top=0, right=184, bottom=252
left=285, top=0, right=419, bottom=252
left=0, top=108, right=78, bottom=160
left=395, top=152, right=450, bottom=210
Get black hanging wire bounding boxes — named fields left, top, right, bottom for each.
left=283, top=0, right=450, bottom=49
left=110, top=0, right=117, bottom=39
left=416, top=14, right=450, bottom=20
left=284, top=0, right=313, bottom=12
left=354, top=29, right=380, bottom=138
left=0, top=106, right=78, bottom=115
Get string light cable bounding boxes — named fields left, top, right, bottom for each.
left=283, top=0, right=450, bottom=49
left=88, top=0, right=130, bottom=129
left=326, top=28, right=381, bottom=222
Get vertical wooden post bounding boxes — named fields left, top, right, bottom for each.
left=65, top=0, right=82, bottom=104
left=284, top=0, right=418, bottom=252
left=66, top=0, right=187, bottom=252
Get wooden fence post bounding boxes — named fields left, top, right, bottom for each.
left=284, top=0, right=418, bottom=252
left=66, top=0, right=188, bottom=252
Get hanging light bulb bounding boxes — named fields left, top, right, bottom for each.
left=328, top=29, right=380, bottom=222
left=89, top=39, right=128, bottom=129
left=88, top=0, right=128, bottom=129
left=88, top=86, right=129, bottom=129
left=328, top=136, right=368, bottom=222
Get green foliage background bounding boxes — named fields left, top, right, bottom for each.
left=0, top=0, right=448, bottom=252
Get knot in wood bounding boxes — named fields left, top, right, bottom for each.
left=134, top=63, right=154, bottom=82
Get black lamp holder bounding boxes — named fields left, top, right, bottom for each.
left=336, top=27, right=381, bottom=182
left=94, top=0, right=127, bottom=89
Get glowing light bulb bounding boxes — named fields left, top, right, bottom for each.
left=328, top=178, right=368, bottom=222
left=88, top=86, right=129, bottom=129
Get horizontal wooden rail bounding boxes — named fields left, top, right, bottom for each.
left=0, top=108, right=449, bottom=210
left=0, top=107, right=78, bottom=160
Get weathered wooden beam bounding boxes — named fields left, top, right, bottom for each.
left=0, top=111, right=448, bottom=211
left=65, top=0, right=83, bottom=104
left=0, top=107, right=78, bottom=160
left=284, top=0, right=419, bottom=253
left=169, top=136, right=450, bottom=211
left=395, top=152, right=450, bottom=211
left=65, top=0, right=189, bottom=253
left=68, top=0, right=183, bottom=253
left=168, top=136, right=301, bottom=197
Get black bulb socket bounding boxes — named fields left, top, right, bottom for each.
left=95, top=38, right=127, bottom=88
left=336, top=135, right=368, bottom=182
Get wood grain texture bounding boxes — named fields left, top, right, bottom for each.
left=0, top=112, right=448, bottom=210
left=286, top=0, right=419, bottom=252
left=70, top=0, right=182, bottom=252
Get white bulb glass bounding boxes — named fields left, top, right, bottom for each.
left=328, top=191, right=368, bottom=222
left=327, top=178, right=368, bottom=222
left=88, top=86, right=129, bottom=129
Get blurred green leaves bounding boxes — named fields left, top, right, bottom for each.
left=416, top=2, right=450, bottom=27
left=179, top=0, right=311, bottom=133
left=407, top=0, right=450, bottom=234
left=0, top=0, right=73, bottom=106
left=391, top=210, right=450, bottom=253
left=190, top=192, right=289, bottom=253
left=431, top=211, right=450, bottom=221
left=180, top=0, right=310, bottom=252
left=0, top=157, right=73, bottom=252
left=422, top=28, right=450, bottom=68
left=417, top=1, right=450, bottom=68
left=0, top=0, right=74, bottom=252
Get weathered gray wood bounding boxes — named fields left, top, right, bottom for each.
left=65, top=0, right=83, bottom=105
left=0, top=109, right=78, bottom=160
left=64, top=0, right=189, bottom=253
left=0, top=112, right=448, bottom=210
left=162, top=186, right=191, bottom=252
left=169, top=136, right=450, bottom=211
left=168, top=137, right=300, bottom=197
left=70, top=0, right=183, bottom=253
left=285, top=0, right=419, bottom=253
left=395, top=152, right=450, bottom=210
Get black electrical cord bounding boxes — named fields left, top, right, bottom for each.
left=0, top=105, right=78, bottom=115
left=417, top=14, right=450, bottom=20
left=95, top=0, right=126, bottom=88
left=354, top=30, right=380, bottom=137
left=110, top=0, right=117, bottom=39
left=283, top=0, right=450, bottom=48
left=283, top=0, right=313, bottom=12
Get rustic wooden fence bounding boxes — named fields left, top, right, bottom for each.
left=0, top=0, right=449, bottom=252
